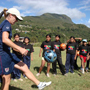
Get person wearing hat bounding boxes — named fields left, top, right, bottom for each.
left=23, top=37, right=34, bottom=79
left=75, top=39, right=89, bottom=74
left=0, top=8, right=51, bottom=90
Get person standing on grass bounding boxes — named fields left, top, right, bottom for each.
left=36, top=34, right=52, bottom=77
left=11, top=33, right=24, bottom=82
left=0, top=8, right=51, bottom=90
left=65, top=36, right=77, bottom=75
left=75, top=39, right=89, bottom=74
left=52, top=35, right=65, bottom=76
left=67, top=37, right=82, bottom=70
left=86, top=40, right=90, bottom=72
left=23, top=37, right=34, bottom=79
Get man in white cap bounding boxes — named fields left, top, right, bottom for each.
left=0, top=8, right=51, bottom=90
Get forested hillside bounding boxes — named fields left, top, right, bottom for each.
left=0, top=13, right=90, bottom=43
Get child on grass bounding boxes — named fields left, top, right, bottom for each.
left=75, top=39, right=89, bottom=74
left=11, top=33, right=24, bottom=82
left=36, top=34, right=52, bottom=77
left=23, top=37, right=34, bottom=78
left=65, top=36, right=77, bottom=75
left=86, top=40, right=90, bottom=72
left=52, top=35, right=65, bottom=76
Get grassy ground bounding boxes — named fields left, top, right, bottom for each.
left=1, top=47, right=90, bottom=90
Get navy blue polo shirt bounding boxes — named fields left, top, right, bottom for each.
left=0, top=20, right=12, bottom=54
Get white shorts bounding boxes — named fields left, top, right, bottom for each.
left=42, top=57, right=45, bottom=60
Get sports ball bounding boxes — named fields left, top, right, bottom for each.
left=44, top=50, right=57, bottom=63
left=60, top=43, right=66, bottom=51
left=77, top=51, right=80, bottom=56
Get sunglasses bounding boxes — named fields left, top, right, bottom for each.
left=11, top=14, right=18, bottom=21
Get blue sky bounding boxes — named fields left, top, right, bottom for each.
left=0, top=0, right=90, bottom=27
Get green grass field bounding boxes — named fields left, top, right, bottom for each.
left=1, top=47, right=90, bottom=90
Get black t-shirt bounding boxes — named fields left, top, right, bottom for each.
left=52, top=40, right=61, bottom=55
left=66, top=42, right=77, bottom=55
left=12, top=41, right=24, bottom=55
left=24, top=44, right=34, bottom=56
left=76, top=40, right=81, bottom=49
left=12, top=41, right=24, bottom=59
left=41, top=40, right=52, bottom=57
left=78, top=45, right=88, bottom=56
left=87, top=44, right=90, bottom=53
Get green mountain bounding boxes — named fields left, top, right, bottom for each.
left=23, top=13, right=73, bottom=27
left=0, top=13, right=90, bottom=43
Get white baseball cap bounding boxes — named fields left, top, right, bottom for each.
left=7, top=8, right=23, bottom=21
left=82, top=39, right=87, bottom=42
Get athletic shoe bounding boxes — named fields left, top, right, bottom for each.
left=18, top=78, right=23, bottom=81
left=53, top=74, right=57, bottom=76
left=64, top=73, right=68, bottom=76
left=72, top=72, right=75, bottom=74
left=36, top=73, right=40, bottom=76
left=25, top=77, right=28, bottom=79
left=38, top=81, right=52, bottom=90
left=13, top=79, right=17, bottom=82
left=82, top=68, right=85, bottom=74
left=46, top=73, right=50, bottom=77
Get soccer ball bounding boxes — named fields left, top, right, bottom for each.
left=77, top=51, right=80, bottom=56
left=60, top=43, right=66, bottom=51
left=44, top=50, right=57, bottom=63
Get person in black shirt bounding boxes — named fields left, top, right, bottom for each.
left=11, top=33, right=24, bottom=82
left=23, top=37, right=34, bottom=78
left=75, top=39, right=89, bottom=74
left=52, top=35, right=65, bottom=75
left=36, top=34, right=52, bottom=77
left=65, top=36, right=77, bottom=75
left=86, top=40, right=90, bottom=72
left=74, top=38, right=82, bottom=70
left=67, top=38, right=82, bottom=70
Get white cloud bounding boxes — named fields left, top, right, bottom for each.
left=87, top=19, right=90, bottom=27
left=0, top=6, right=7, bottom=12
left=79, top=0, right=90, bottom=10
left=8, top=0, right=86, bottom=20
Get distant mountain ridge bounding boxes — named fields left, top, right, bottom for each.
left=0, top=13, right=90, bottom=42
left=23, top=13, right=73, bottom=27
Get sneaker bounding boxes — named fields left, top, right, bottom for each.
left=53, top=74, right=57, bottom=76
left=46, top=73, right=50, bottom=77
left=38, top=81, right=52, bottom=90
left=82, top=68, right=85, bottom=74
left=86, top=69, right=88, bottom=73
left=64, top=73, right=68, bottom=76
left=72, top=73, right=75, bottom=74
left=13, top=79, right=17, bottom=82
left=25, top=77, right=28, bottom=79
left=36, top=73, right=40, bottom=76
left=18, top=78, right=23, bottom=81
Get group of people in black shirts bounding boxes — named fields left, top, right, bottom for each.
left=1, top=33, right=90, bottom=82
left=36, top=34, right=90, bottom=77
left=11, top=33, right=34, bottom=82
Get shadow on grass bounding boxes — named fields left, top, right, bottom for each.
left=0, top=85, right=23, bottom=90
left=31, top=84, right=38, bottom=89
left=9, top=85, right=23, bottom=90
left=34, top=66, right=53, bottom=74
